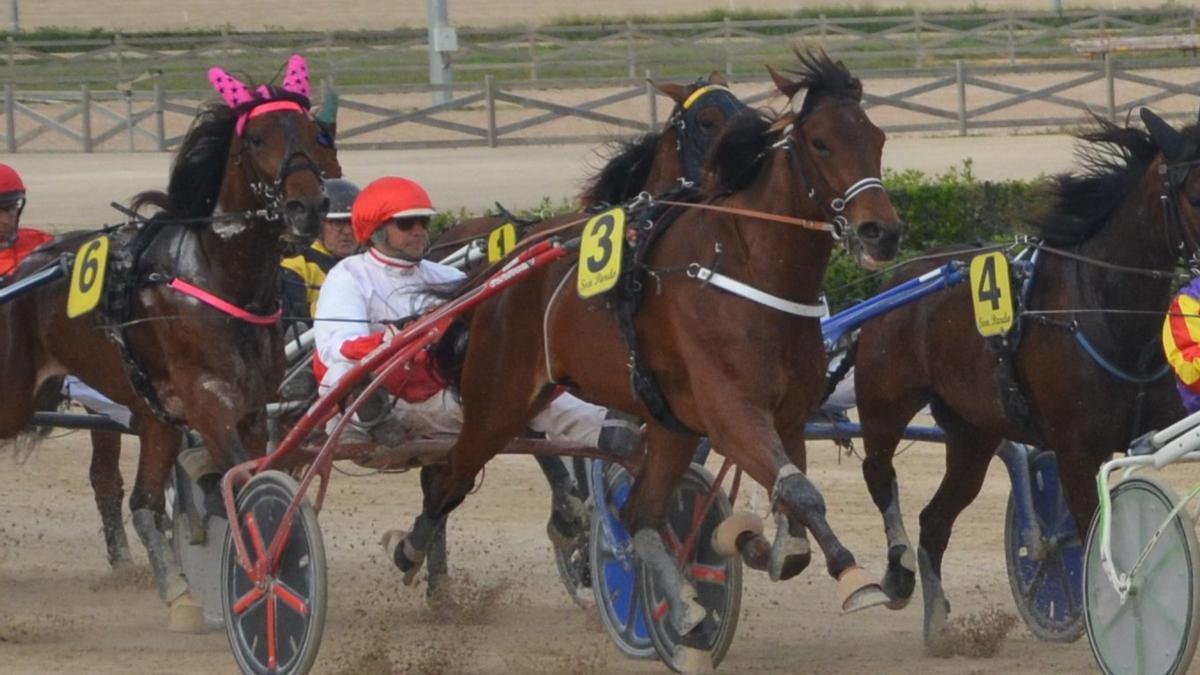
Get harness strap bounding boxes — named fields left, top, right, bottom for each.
left=168, top=277, right=283, bottom=325
left=687, top=264, right=826, bottom=317
left=1072, top=329, right=1171, bottom=384
left=653, top=199, right=835, bottom=233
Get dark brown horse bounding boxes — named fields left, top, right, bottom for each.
left=0, top=60, right=339, bottom=630
left=390, top=51, right=904, bottom=652
left=853, top=109, right=1199, bottom=650
left=424, top=72, right=747, bottom=265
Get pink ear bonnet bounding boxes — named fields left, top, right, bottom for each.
left=207, top=54, right=312, bottom=135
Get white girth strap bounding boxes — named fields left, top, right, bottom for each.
left=688, top=265, right=826, bottom=318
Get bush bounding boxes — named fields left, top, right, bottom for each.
left=824, top=160, right=1050, bottom=311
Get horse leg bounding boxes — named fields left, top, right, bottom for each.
left=88, top=429, right=134, bottom=569
left=127, top=418, right=204, bottom=633
left=620, top=425, right=708, bottom=645
left=1055, top=445, right=1105, bottom=540
left=858, top=396, right=927, bottom=609
left=916, top=407, right=999, bottom=654
left=538, top=455, right=589, bottom=551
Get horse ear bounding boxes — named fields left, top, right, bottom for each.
left=207, top=67, right=254, bottom=108
left=1141, top=107, right=1185, bottom=162
left=654, top=81, right=691, bottom=106
left=281, top=54, right=312, bottom=99
left=316, top=89, right=338, bottom=140
left=707, top=70, right=730, bottom=87
left=766, top=65, right=802, bottom=101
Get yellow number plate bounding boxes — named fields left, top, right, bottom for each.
left=487, top=222, right=518, bottom=263
left=969, top=252, right=1014, bottom=337
left=577, top=208, right=625, bottom=299
left=67, top=235, right=109, bottom=318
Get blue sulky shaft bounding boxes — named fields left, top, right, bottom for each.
left=0, top=254, right=72, bottom=305
left=820, top=261, right=965, bottom=350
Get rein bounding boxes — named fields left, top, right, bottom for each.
left=167, top=277, right=283, bottom=325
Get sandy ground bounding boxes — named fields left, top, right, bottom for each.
left=0, top=427, right=1119, bottom=675
left=17, top=1, right=1169, bottom=32
left=16, top=134, right=1080, bottom=230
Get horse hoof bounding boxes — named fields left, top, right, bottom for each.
left=674, top=585, right=707, bottom=636
left=712, top=511, right=764, bottom=557
left=838, top=566, right=890, bottom=613
left=882, top=545, right=916, bottom=610
left=167, top=593, right=208, bottom=634
left=768, top=531, right=811, bottom=582
left=381, top=529, right=426, bottom=586
left=546, top=494, right=588, bottom=549
left=738, top=533, right=771, bottom=571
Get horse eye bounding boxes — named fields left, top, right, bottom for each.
left=812, top=138, right=831, bottom=155
left=318, top=131, right=334, bottom=148
left=247, top=134, right=264, bottom=148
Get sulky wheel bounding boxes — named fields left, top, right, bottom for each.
left=1084, top=476, right=1200, bottom=675
left=1004, top=450, right=1084, bottom=642
left=589, top=461, right=655, bottom=659
left=639, top=463, right=742, bottom=672
left=222, top=470, right=327, bottom=675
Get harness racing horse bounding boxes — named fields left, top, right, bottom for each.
left=424, top=72, right=747, bottom=264
left=852, top=109, right=1199, bottom=651
left=0, top=55, right=339, bottom=630
left=391, top=50, right=905, bottom=658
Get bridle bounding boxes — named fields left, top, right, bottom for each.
left=769, top=100, right=887, bottom=243
left=235, top=102, right=326, bottom=230
left=1157, top=154, right=1200, bottom=266
left=669, top=83, right=748, bottom=183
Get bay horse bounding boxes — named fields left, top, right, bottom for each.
left=390, top=50, right=904, bottom=652
left=0, top=55, right=339, bottom=630
left=852, top=109, right=1199, bottom=650
left=424, top=72, right=747, bottom=265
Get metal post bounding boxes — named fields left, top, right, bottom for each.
left=484, top=75, right=496, bottom=148
left=4, top=83, right=14, bottom=153
left=1104, top=53, right=1116, bottom=122
left=914, top=9, right=924, bottom=68
left=1007, top=11, right=1016, bottom=65
left=81, top=84, right=92, bottom=152
left=154, top=77, right=166, bottom=151
left=125, top=90, right=135, bottom=151
left=956, top=59, right=967, bottom=137
left=8, top=0, right=17, bottom=33
left=723, top=17, right=733, bottom=76
left=645, top=69, right=657, bottom=131
left=528, top=25, right=538, bottom=82
left=626, top=20, right=636, bottom=79
left=427, top=0, right=456, bottom=105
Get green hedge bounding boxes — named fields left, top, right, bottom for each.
left=825, top=160, right=1049, bottom=311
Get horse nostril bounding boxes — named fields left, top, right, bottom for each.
left=857, top=219, right=884, bottom=243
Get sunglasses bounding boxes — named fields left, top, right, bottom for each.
left=0, top=198, right=24, bottom=215
left=390, top=217, right=430, bottom=231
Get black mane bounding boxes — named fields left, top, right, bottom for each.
left=130, top=87, right=311, bottom=219
left=708, top=51, right=862, bottom=194
left=579, top=132, right=663, bottom=207
left=1030, top=116, right=1162, bottom=246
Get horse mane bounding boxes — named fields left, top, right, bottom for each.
left=708, top=51, right=863, bottom=194
left=1030, top=115, right=1162, bottom=246
left=578, top=132, right=663, bottom=207
left=129, top=87, right=311, bottom=220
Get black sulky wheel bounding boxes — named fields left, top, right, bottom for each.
left=639, top=463, right=742, bottom=672
left=590, top=461, right=655, bottom=659
left=1004, top=449, right=1085, bottom=642
left=222, top=470, right=327, bottom=675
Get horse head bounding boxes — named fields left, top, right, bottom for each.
left=1141, top=107, right=1200, bottom=257
left=208, top=54, right=342, bottom=243
left=767, top=50, right=904, bottom=269
left=655, top=72, right=748, bottom=184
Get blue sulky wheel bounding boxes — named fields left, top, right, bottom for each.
left=639, top=464, right=742, bottom=672
left=589, top=461, right=655, bottom=658
left=1084, top=476, right=1200, bottom=675
left=221, top=471, right=327, bottom=675
left=1004, top=449, right=1085, bottom=642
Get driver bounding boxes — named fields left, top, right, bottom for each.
left=312, top=176, right=638, bottom=452
left=1164, top=277, right=1200, bottom=412
left=0, top=163, right=53, bottom=278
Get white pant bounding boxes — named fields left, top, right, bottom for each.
left=356, top=389, right=606, bottom=446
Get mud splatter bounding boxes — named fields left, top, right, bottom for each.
left=0, top=612, right=75, bottom=644
left=928, top=606, right=1019, bottom=658
left=88, top=564, right=155, bottom=592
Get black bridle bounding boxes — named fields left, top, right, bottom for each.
left=238, top=109, right=326, bottom=229
left=669, top=84, right=748, bottom=183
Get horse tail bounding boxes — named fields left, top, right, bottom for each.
left=129, top=189, right=170, bottom=217
left=1, top=376, right=66, bottom=462
left=821, top=335, right=858, bottom=405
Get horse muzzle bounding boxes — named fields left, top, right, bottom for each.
left=281, top=197, right=326, bottom=242
left=849, top=218, right=905, bottom=270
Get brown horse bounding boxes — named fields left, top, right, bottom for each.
left=853, top=109, right=1199, bottom=650
left=0, top=60, right=339, bottom=629
left=390, top=50, right=904, bottom=654
left=424, top=72, right=747, bottom=265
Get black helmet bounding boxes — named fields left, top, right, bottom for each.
left=324, top=178, right=359, bottom=220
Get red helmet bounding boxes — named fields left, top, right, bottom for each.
left=351, top=176, right=437, bottom=244
left=0, top=163, right=25, bottom=203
